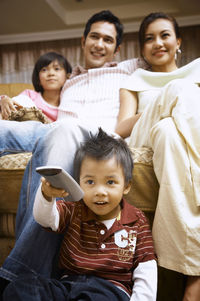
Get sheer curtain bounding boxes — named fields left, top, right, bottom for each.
left=0, top=25, right=199, bottom=84
left=0, top=39, right=83, bottom=83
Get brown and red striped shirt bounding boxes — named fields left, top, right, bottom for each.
left=56, top=199, right=156, bottom=295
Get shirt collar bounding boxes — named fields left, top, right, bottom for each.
left=120, top=199, right=138, bottom=224
left=81, top=201, right=98, bottom=222
left=81, top=199, right=138, bottom=225
left=70, top=65, right=87, bottom=78
left=70, top=61, right=118, bottom=78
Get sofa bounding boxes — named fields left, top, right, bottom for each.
left=0, top=83, right=185, bottom=300
left=0, top=84, right=33, bottom=266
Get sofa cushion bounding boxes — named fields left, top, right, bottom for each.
left=126, top=147, right=159, bottom=213
left=0, top=83, right=33, bottom=98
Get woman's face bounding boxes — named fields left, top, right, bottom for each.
left=142, top=18, right=181, bottom=72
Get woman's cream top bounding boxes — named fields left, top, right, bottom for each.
left=121, top=58, right=200, bottom=112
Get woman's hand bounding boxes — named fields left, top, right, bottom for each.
left=1, top=95, right=23, bottom=119
left=41, top=177, right=69, bottom=202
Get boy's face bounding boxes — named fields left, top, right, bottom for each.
left=79, top=156, right=131, bottom=221
left=81, top=21, right=120, bottom=69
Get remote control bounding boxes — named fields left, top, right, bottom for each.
left=36, top=166, right=84, bottom=202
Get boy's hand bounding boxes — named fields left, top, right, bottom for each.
left=1, top=95, right=23, bottom=119
left=41, top=177, right=69, bottom=202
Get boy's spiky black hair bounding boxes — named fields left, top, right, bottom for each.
left=74, top=128, right=133, bottom=185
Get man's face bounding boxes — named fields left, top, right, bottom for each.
left=82, top=21, right=119, bottom=69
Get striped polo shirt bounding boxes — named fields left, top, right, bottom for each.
left=56, top=198, right=156, bottom=295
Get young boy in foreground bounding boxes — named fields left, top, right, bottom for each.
left=3, top=129, right=157, bottom=301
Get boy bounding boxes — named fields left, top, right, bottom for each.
left=3, top=129, right=157, bottom=301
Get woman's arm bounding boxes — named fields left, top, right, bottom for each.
left=115, top=88, right=141, bottom=139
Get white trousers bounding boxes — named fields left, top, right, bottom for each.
left=129, top=79, right=200, bottom=275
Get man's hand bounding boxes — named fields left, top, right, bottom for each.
left=41, top=177, right=69, bottom=202
left=1, top=95, right=23, bottom=119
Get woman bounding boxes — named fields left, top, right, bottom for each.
left=116, top=12, right=200, bottom=301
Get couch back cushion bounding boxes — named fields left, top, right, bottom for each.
left=0, top=83, right=33, bottom=97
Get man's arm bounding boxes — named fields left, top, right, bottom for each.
left=130, top=259, right=157, bottom=301
left=118, top=58, right=149, bottom=74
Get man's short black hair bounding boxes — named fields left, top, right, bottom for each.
left=32, top=52, right=72, bottom=93
left=74, top=128, right=133, bottom=185
left=83, top=10, right=124, bottom=51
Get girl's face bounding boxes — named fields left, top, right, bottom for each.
left=39, top=60, right=67, bottom=92
left=142, top=18, right=181, bottom=72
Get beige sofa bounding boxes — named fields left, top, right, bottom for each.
left=0, top=83, right=185, bottom=300
left=0, top=84, right=33, bottom=265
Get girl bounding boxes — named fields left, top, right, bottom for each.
left=116, top=12, right=200, bottom=301
left=0, top=52, right=72, bottom=121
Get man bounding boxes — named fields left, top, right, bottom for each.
left=0, top=10, right=147, bottom=294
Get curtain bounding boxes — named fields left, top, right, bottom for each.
left=0, top=25, right=199, bottom=84
left=0, top=39, right=83, bottom=83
